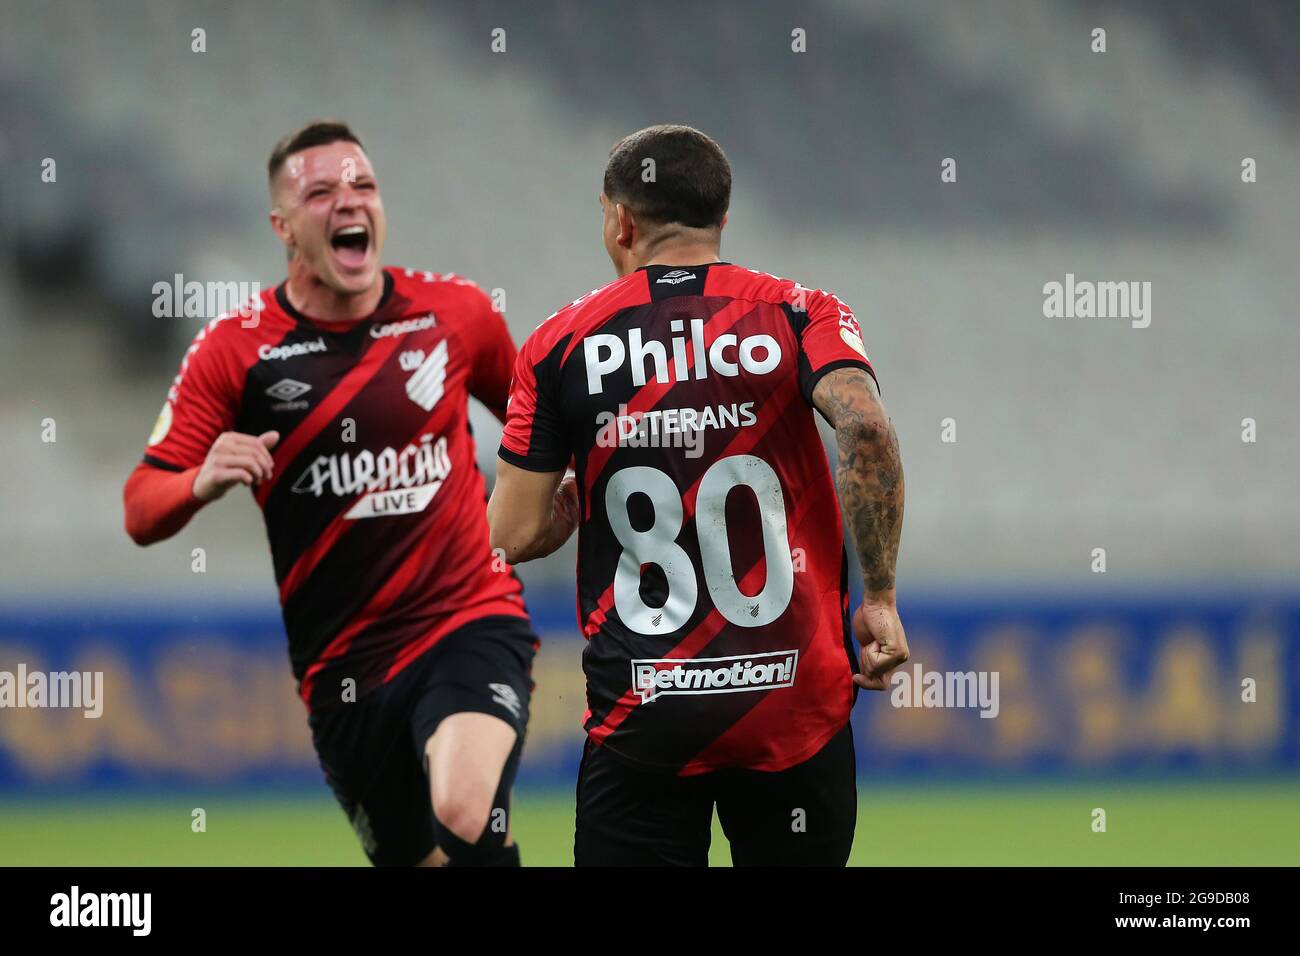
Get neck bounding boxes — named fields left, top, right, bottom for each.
left=626, top=238, right=722, bottom=276
left=284, top=261, right=384, bottom=322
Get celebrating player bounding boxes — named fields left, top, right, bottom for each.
left=489, top=124, right=907, bottom=866
left=123, top=120, right=541, bottom=867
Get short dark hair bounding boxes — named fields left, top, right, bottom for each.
left=603, top=125, right=731, bottom=229
left=267, top=120, right=364, bottom=182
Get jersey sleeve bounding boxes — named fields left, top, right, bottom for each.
left=498, top=328, right=571, bottom=473
left=796, top=289, right=879, bottom=404
left=143, top=321, right=241, bottom=471
left=123, top=460, right=206, bottom=545
left=460, top=286, right=517, bottom=421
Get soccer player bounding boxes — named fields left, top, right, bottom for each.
left=123, top=120, right=545, bottom=867
left=488, top=124, right=908, bottom=866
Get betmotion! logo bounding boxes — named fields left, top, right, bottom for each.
left=632, top=650, right=798, bottom=703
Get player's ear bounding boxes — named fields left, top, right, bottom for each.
left=269, top=208, right=293, bottom=247
left=615, top=203, right=635, bottom=250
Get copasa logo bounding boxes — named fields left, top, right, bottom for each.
left=290, top=433, right=452, bottom=519
left=259, top=338, right=326, bottom=361
left=371, top=313, right=436, bottom=338
left=632, top=650, right=798, bottom=703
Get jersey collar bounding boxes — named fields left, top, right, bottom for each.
left=274, top=270, right=395, bottom=331
left=639, top=262, right=729, bottom=300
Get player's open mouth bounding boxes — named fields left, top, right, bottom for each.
left=330, top=224, right=371, bottom=270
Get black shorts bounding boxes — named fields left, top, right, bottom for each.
left=574, top=722, right=857, bottom=867
left=307, top=615, right=536, bottom=866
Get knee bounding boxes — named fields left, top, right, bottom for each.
left=432, top=781, right=496, bottom=844
left=431, top=783, right=518, bottom=866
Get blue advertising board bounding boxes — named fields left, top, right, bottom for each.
left=0, top=591, right=1296, bottom=790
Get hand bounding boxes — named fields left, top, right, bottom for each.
left=852, top=599, right=909, bottom=691
left=192, top=430, right=280, bottom=501
left=552, top=470, right=580, bottom=535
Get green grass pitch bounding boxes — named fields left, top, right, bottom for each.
left=2, top=782, right=1296, bottom=866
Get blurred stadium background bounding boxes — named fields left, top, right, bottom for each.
left=1, top=0, right=1297, bottom=865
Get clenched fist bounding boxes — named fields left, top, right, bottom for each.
left=192, top=430, right=281, bottom=501
left=852, top=599, right=909, bottom=691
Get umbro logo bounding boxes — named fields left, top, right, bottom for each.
left=655, top=269, right=696, bottom=285
left=489, top=683, right=522, bottom=719
left=266, top=379, right=311, bottom=402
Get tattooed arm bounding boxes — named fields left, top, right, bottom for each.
left=811, top=366, right=909, bottom=690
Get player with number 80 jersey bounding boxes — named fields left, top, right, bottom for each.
left=499, top=261, right=877, bottom=774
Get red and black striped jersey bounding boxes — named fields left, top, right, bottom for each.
left=141, top=266, right=528, bottom=711
left=500, top=262, right=877, bottom=774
